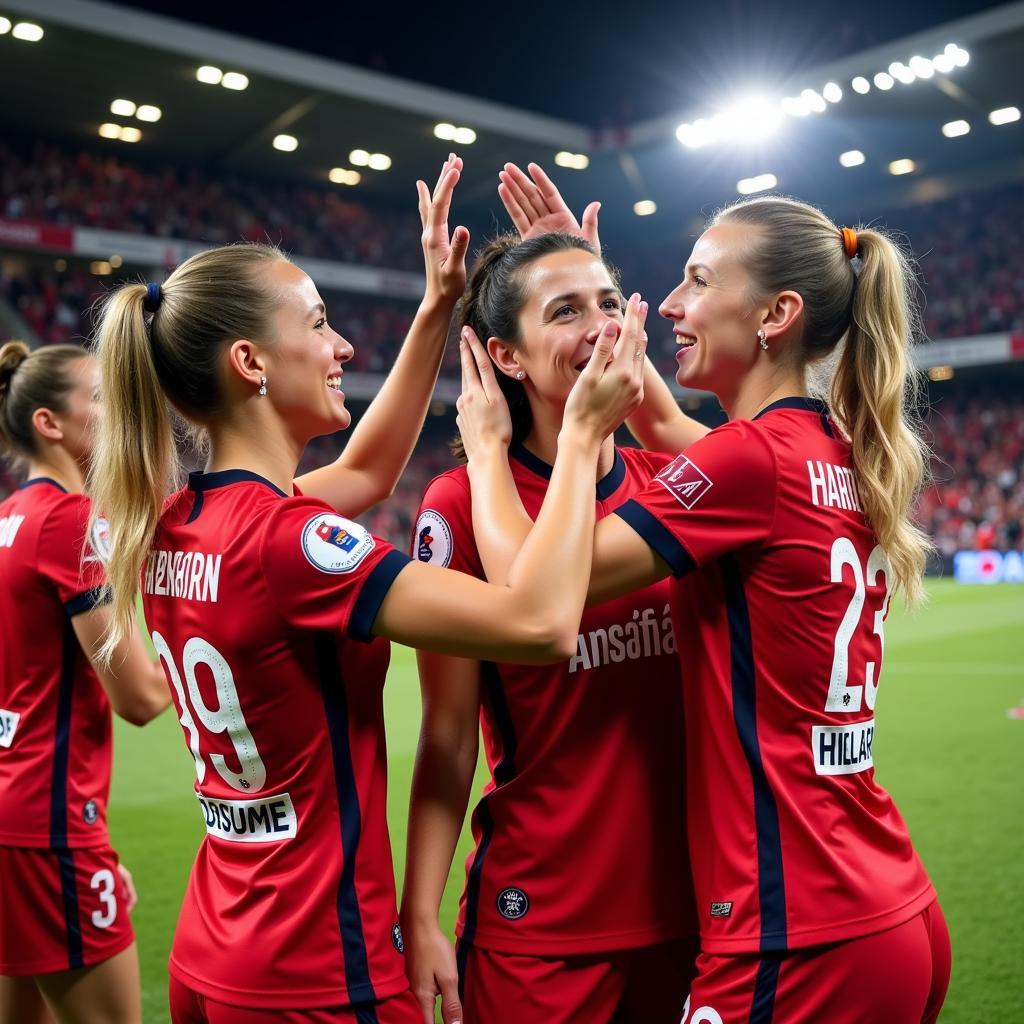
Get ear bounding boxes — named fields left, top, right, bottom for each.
left=30, top=406, right=64, bottom=444
left=485, top=336, right=521, bottom=380
left=224, top=339, right=268, bottom=390
left=761, top=290, right=804, bottom=339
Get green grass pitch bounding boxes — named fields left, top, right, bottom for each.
left=108, top=579, right=1023, bottom=1022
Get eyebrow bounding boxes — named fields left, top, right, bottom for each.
left=309, top=302, right=325, bottom=317
left=685, top=263, right=713, bottom=276
left=543, top=288, right=621, bottom=311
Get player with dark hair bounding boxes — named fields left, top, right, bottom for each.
left=0, top=339, right=169, bottom=1024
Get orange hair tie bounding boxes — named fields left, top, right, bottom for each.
left=840, top=226, right=859, bottom=260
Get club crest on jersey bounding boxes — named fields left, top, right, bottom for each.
left=413, top=508, right=452, bottom=567
left=391, top=922, right=405, bottom=954
left=301, top=513, right=374, bottom=574
left=83, top=800, right=99, bottom=825
left=496, top=886, right=529, bottom=920
left=655, top=454, right=713, bottom=509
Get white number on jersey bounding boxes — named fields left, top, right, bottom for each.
left=90, top=869, right=117, bottom=929
left=152, top=632, right=267, bottom=793
left=824, top=537, right=892, bottom=714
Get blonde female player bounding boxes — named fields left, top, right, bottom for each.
left=464, top=171, right=950, bottom=1024
left=87, top=151, right=650, bottom=1024
left=0, top=340, right=169, bottom=1024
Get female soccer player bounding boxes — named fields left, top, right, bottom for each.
left=0, top=340, right=169, bottom=1024
left=462, top=185, right=950, bottom=1024
left=402, top=232, right=698, bottom=1024
left=87, top=155, right=649, bottom=1024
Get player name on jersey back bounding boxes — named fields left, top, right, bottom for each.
left=812, top=719, right=875, bottom=775
left=144, top=548, right=222, bottom=602
left=197, top=792, right=298, bottom=843
left=806, top=460, right=863, bottom=512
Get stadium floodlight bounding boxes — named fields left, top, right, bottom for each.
left=781, top=96, right=809, bottom=117
left=942, top=120, right=970, bottom=138
left=367, top=152, right=392, bottom=170
left=633, top=200, right=657, bottom=216
left=823, top=82, right=843, bottom=103
left=851, top=76, right=871, bottom=94
left=12, top=21, right=44, bottom=42
left=555, top=150, right=588, bottom=168
left=110, top=99, right=137, bottom=117
left=349, top=149, right=370, bottom=166
left=889, top=61, right=916, bottom=84
left=196, top=65, right=223, bottom=85
left=737, top=173, right=777, bottom=195
left=221, top=72, right=249, bottom=91
left=909, top=56, right=934, bottom=79
left=952, top=47, right=969, bottom=67
left=136, top=105, right=161, bottom=123
left=119, top=126, right=142, bottom=143
left=434, top=122, right=457, bottom=141
left=988, top=106, right=1020, bottom=125
left=800, top=89, right=826, bottom=113
left=453, top=127, right=477, bottom=145
left=839, top=149, right=866, bottom=167
left=888, top=158, right=915, bottom=175
left=932, top=52, right=955, bottom=73
left=90, top=261, right=112, bottom=276
left=0, top=17, right=10, bottom=34
left=873, top=72, right=894, bottom=91
left=110, top=254, right=124, bottom=268
left=329, top=167, right=361, bottom=186
left=723, top=95, right=783, bottom=139
left=98, top=123, right=122, bottom=139
left=927, top=365, right=954, bottom=381
left=272, top=134, right=298, bottom=152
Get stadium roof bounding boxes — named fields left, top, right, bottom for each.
left=2, top=0, right=1023, bottom=243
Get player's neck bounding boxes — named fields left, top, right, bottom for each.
left=26, top=451, right=86, bottom=494
left=723, top=366, right=808, bottom=422
left=522, top=422, right=615, bottom=480
left=204, top=422, right=301, bottom=496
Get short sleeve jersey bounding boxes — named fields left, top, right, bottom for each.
left=0, top=479, right=112, bottom=849
left=141, top=469, right=411, bottom=1009
left=616, top=398, right=935, bottom=954
left=414, top=444, right=695, bottom=956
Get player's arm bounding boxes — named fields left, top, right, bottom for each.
left=72, top=604, right=169, bottom=726
left=375, top=300, right=648, bottom=660
left=401, top=651, right=479, bottom=1024
left=625, top=357, right=711, bottom=452
left=296, top=156, right=469, bottom=517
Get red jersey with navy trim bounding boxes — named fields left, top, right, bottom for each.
left=414, top=444, right=695, bottom=956
left=615, top=398, right=935, bottom=954
left=0, top=479, right=112, bottom=849
left=142, top=469, right=412, bottom=1009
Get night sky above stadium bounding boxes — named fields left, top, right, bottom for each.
left=106, top=0, right=1003, bottom=125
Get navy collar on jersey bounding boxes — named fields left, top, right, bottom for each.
left=753, top=395, right=834, bottom=437
left=508, top=441, right=626, bottom=500
left=17, top=476, right=68, bottom=493
left=187, top=468, right=289, bottom=498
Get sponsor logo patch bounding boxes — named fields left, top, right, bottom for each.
left=655, top=454, right=713, bottom=510
left=301, top=513, right=374, bottom=574
left=83, top=799, right=99, bottom=825
left=414, top=509, right=452, bottom=567
left=197, top=792, right=298, bottom=843
left=391, top=922, right=405, bottom=954
left=496, top=886, right=529, bottom=920
left=0, top=708, right=21, bottom=748
left=710, top=901, right=733, bottom=918
left=812, top=718, right=875, bottom=776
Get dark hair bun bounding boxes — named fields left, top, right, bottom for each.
left=0, top=340, right=30, bottom=399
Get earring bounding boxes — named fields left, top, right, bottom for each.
left=258, top=375, right=267, bottom=396
left=515, top=370, right=526, bottom=380
left=757, top=329, right=768, bottom=351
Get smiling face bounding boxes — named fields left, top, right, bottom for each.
left=496, top=249, right=624, bottom=405
left=258, top=261, right=354, bottom=439
left=659, top=221, right=767, bottom=394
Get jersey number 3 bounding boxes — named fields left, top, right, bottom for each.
left=825, top=537, right=892, bottom=714
left=151, top=632, right=267, bottom=793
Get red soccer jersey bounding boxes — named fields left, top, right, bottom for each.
left=616, top=398, right=935, bottom=954
left=141, top=469, right=412, bottom=1009
left=414, top=444, right=695, bottom=956
left=0, top=478, right=112, bottom=849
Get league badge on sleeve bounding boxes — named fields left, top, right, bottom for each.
left=301, top=513, right=375, bottom=574
left=655, top=454, right=713, bottom=509
left=86, top=516, right=112, bottom=564
left=414, top=509, right=452, bottom=567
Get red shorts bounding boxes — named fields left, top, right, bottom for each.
left=0, top=845, right=135, bottom=976
left=684, top=900, right=950, bottom=1024
left=169, top=978, right=421, bottom=1024
left=458, top=937, right=698, bottom=1024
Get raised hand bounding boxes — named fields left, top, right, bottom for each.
left=418, top=153, right=470, bottom=305
left=564, top=293, right=648, bottom=441
left=498, top=161, right=601, bottom=250
left=456, top=326, right=513, bottom=460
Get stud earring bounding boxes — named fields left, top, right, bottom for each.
left=258, top=376, right=268, bottom=396
left=515, top=370, right=526, bottom=380
left=757, top=329, right=768, bottom=351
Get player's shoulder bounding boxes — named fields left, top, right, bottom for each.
left=666, top=418, right=777, bottom=479
left=619, top=445, right=675, bottom=476
left=419, top=465, right=471, bottom=507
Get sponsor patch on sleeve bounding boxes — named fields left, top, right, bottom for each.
left=414, top=509, right=453, bottom=567
left=655, top=454, right=713, bottom=509
left=85, top=516, right=112, bottom=564
left=301, top=513, right=375, bottom=574
left=0, top=708, right=21, bottom=748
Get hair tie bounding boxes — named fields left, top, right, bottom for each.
left=143, top=282, right=163, bottom=313
left=840, top=227, right=859, bottom=260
